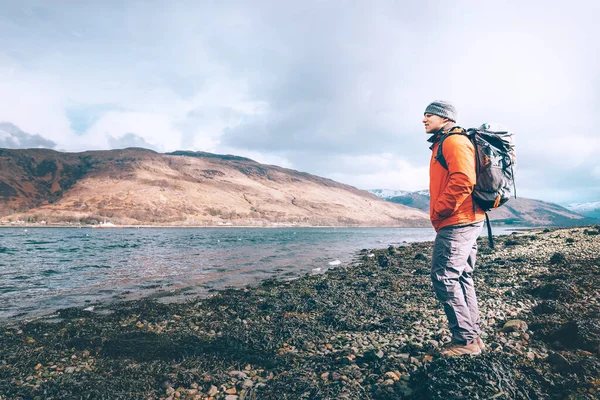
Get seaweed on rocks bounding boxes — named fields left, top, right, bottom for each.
left=407, top=354, right=552, bottom=399
left=1, top=225, right=600, bottom=399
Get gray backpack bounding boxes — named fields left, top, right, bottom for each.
left=436, top=123, right=516, bottom=248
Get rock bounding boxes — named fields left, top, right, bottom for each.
left=360, top=349, right=384, bottom=363
left=532, top=282, right=578, bottom=301
left=241, top=379, right=254, bottom=389
left=207, top=385, right=218, bottom=396
left=547, top=352, right=570, bottom=369
left=225, top=387, right=237, bottom=395
left=385, top=371, right=399, bottom=381
left=225, top=396, right=238, bottom=400
left=502, top=320, right=528, bottom=333
left=320, top=372, right=330, bottom=381
left=414, top=253, right=428, bottom=261
left=229, top=371, right=248, bottom=380
left=526, top=352, right=535, bottom=361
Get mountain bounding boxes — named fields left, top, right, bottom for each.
left=566, top=202, right=600, bottom=219
left=369, top=189, right=431, bottom=212
left=369, top=189, right=595, bottom=226
left=0, top=148, right=430, bottom=227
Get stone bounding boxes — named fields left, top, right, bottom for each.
left=241, top=379, right=253, bottom=389
left=384, top=371, right=398, bottom=381
left=208, top=385, right=218, bottom=396
left=547, top=352, right=570, bottom=369
left=229, top=370, right=248, bottom=380
left=502, top=320, right=528, bottom=333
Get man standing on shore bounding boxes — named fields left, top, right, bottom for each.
left=424, top=101, right=486, bottom=356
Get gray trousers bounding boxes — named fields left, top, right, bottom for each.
left=431, top=221, right=484, bottom=345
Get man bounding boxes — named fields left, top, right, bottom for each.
left=423, top=100, right=486, bottom=356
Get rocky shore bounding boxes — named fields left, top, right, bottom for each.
left=1, top=225, right=599, bottom=399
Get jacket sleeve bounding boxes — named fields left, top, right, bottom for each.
left=433, top=135, right=476, bottom=218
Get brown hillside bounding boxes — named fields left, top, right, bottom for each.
left=0, top=148, right=429, bottom=227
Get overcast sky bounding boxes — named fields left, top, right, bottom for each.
left=1, top=1, right=598, bottom=204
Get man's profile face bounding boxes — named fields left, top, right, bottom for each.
left=423, top=113, right=448, bottom=134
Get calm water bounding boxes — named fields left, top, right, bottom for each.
left=0, top=226, right=522, bottom=322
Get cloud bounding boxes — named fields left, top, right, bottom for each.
left=0, top=1, right=598, bottom=203
left=108, top=132, right=159, bottom=151
left=0, top=122, right=57, bottom=149
left=325, top=154, right=429, bottom=192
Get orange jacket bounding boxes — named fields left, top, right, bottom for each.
left=429, top=130, right=485, bottom=231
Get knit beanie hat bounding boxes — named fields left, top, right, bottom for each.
left=424, top=100, right=457, bottom=122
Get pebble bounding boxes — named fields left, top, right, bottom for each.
left=241, top=379, right=254, bottom=389
left=207, top=385, right=218, bottom=396
left=229, top=371, right=247, bottom=380
left=385, top=371, right=398, bottom=381
left=502, top=319, right=528, bottom=333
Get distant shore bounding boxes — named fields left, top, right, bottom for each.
left=1, top=225, right=599, bottom=399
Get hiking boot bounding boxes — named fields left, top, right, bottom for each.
left=476, top=337, right=485, bottom=352
left=441, top=342, right=482, bottom=357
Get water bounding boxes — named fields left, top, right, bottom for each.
left=0, top=226, right=523, bottom=322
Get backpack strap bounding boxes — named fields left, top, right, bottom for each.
left=485, top=212, right=494, bottom=249
left=434, top=126, right=467, bottom=170
left=436, top=127, right=487, bottom=225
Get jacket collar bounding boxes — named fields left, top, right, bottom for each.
left=427, top=122, right=456, bottom=149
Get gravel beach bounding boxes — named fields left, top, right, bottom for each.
left=1, top=225, right=599, bottom=399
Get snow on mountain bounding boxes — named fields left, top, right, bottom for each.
left=566, top=202, right=600, bottom=219
left=370, top=189, right=430, bottom=199
left=368, top=189, right=411, bottom=199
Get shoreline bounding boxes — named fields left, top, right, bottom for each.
left=1, top=225, right=599, bottom=399
left=0, top=222, right=536, bottom=229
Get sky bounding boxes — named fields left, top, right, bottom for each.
left=0, top=1, right=599, bottom=205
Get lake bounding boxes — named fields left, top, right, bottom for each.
left=0, top=226, right=523, bottom=322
